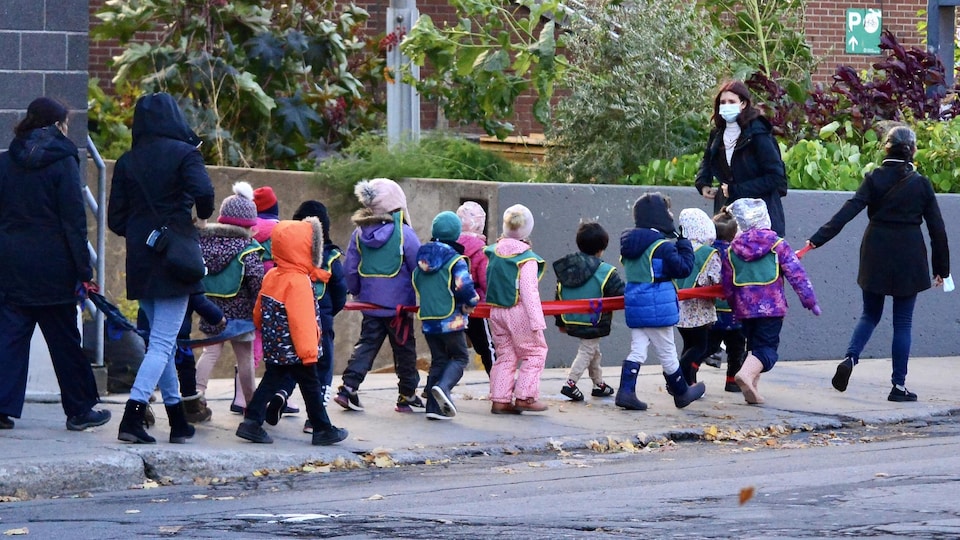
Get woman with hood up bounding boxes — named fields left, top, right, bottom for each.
left=108, top=92, right=215, bottom=444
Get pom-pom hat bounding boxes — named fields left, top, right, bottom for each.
left=502, top=204, right=534, bottom=240
left=354, top=178, right=411, bottom=224
left=217, top=181, right=258, bottom=228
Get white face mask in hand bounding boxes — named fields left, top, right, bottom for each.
left=718, top=104, right=740, bottom=123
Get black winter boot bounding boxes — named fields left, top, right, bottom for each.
left=118, top=400, right=156, bottom=444
left=664, top=368, right=706, bottom=409
left=166, top=402, right=196, bottom=444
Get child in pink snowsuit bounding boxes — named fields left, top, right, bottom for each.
left=485, top=204, right=549, bottom=414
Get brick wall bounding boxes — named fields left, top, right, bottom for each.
left=87, top=1, right=943, bottom=138
left=0, top=0, right=88, bottom=149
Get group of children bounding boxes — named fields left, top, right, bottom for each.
left=172, top=176, right=822, bottom=447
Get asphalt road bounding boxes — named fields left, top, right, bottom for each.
left=2, top=417, right=959, bottom=539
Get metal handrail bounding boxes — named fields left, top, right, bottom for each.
left=84, top=136, right=108, bottom=368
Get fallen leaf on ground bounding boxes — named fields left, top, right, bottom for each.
left=366, top=494, right=384, bottom=501
left=739, top=486, right=755, bottom=505
left=3, top=528, right=28, bottom=536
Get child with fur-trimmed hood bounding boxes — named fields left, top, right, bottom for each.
left=336, top=178, right=424, bottom=413
left=722, top=198, right=820, bottom=405
left=236, top=217, right=347, bottom=446
left=195, top=181, right=265, bottom=418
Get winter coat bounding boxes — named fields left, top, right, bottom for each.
left=344, top=208, right=421, bottom=317
left=254, top=219, right=324, bottom=366
left=620, top=228, right=694, bottom=328
left=413, top=241, right=480, bottom=334
left=107, top=93, right=215, bottom=300
left=254, top=216, right=279, bottom=272
left=695, top=116, right=788, bottom=236
left=809, top=163, right=950, bottom=297
left=197, top=223, right=265, bottom=333
left=458, top=232, right=488, bottom=301
left=722, top=228, right=818, bottom=320
left=676, top=208, right=721, bottom=328
left=0, top=126, right=90, bottom=306
left=553, top=252, right=625, bottom=339
left=315, top=245, right=347, bottom=321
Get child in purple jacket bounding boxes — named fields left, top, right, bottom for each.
left=721, top=198, right=820, bottom=405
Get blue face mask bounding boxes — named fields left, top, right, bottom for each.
left=718, top=103, right=741, bottom=123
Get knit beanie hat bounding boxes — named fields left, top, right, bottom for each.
left=217, top=181, right=258, bottom=228
left=253, top=186, right=279, bottom=219
left=431, top=211, right=462, bottom=243
left=729, top=198, right=771, bottom=232
left=456, top=201, right=486, bottom=235
left=354, top=178, right=410, bottom=224
left=678, top=208, right=716, bottom=245
left=292, top=200, right=332, bottom=246
left=502, top=204, right=534, bottom=240
left=632, top=192, right=675, bottom=236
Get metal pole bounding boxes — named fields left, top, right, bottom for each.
left=86, top=136, right=107, bottom=368
left=387, top=0, right=421, bottom=147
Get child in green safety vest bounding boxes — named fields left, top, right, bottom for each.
left=703, top=210, right=746, bottom=393
left=413, top=211, right=480, bottom=420
left=554, top=221, right=624, bottom=401
left=674, top=208, right=721, bottom=386
left=722, top=198, right=820, bottom=405
left=194, top=182, right=264, bottom=418
left=486, top=204, right=550, bottom=414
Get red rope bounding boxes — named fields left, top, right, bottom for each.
left=345, top=284, right=725, bottom=320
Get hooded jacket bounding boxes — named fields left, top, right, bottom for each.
left=553, top=252, right=625, bottom=339
left=254, top=218, right=324, bottom=365
left=695, top=116, right=788, bottom=236
left=344, top=207, right=421, bottom=317
left=0, top=126, right=90, bottom=306
left=457, top=232, right=488, bottom=301
left=107, top=93, right=215, bottom=300
left=721, top=228, right=818, bottom=319
left=197, top=223, right=264, bottom=333
left=675, top=208, right=721, bottom=328
left=413, top=241, right=479, bottom=334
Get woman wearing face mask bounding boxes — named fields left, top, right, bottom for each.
left=695, top=80, right=788, bottom=236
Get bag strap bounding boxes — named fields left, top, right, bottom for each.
left=127, top=154, right=168, bottom=225
left=880, top=169, right=918, bottom=204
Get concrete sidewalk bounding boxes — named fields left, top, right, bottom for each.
left=2, top=357, right=958, bottom=497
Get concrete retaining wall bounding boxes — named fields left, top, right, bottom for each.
left=88, top=163, right=960, bottom=381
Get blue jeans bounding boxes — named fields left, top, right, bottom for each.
left=846, top=290, right=916, bottom=387
left=131, top=296, right=189, bottom=405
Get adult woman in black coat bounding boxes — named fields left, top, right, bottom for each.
left=695, top=80, right=789, bottom=236
left=806, top=126, right=950, bottom=402
left=108, top=93, right=215, bottom=443
left=0, top=97, right=111, bottom=431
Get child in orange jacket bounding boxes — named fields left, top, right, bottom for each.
left=235, top=218, right=347, bottom=446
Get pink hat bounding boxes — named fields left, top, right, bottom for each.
left=456, top=201, right=486, bottom=234
left=502, top=204, right=534, bottom=240
left=354, top=178, right=411, bottom=223
left=217, top=182, right=258, bottom=228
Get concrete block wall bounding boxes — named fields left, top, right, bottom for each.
left=0, top=0, right=88, bottom=150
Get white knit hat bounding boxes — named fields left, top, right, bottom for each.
left=502, top=204, right=534, bottom=240
left=729, top=198, right=771, bottom=232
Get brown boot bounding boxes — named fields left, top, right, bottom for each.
left=491, top=401, right=522, bottom=415
left=514, top=397, right=548, bottom=412
left=182, top=394, right=212, bottom=423
left=734, top=354, right=765, bottom=405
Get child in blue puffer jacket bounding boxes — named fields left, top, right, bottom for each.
left=617, top=192, right=706, bottom=411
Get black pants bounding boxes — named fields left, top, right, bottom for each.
left=741, top=317, right=783, bottom=372
left=465, top=316, right=495, bottom=375
left=341, top=313, right=419, bottom=396
left=423, top=332, right=469, bottom=415
left=677, top=325, right=710, bottom=384
left=705, top=327, right=746, bottom=380
left=244, top=362, right=333, bottom=431
left=0, top=301, right=100, bottom=418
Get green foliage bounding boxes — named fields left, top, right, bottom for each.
left=400, top=0, right=570, bottom=138
left=92, top=0, right=386, bottom=168
left=87, top=78, right=135, bottom=160
left=784, top=121, right=881, bottom=191
left=314, top=133, right=531, bottom=208
left=544, top=1, right=729, bottom=183
left=698, top=0, right=816, bottom=84
left=914, top=118, right=960, bottom=193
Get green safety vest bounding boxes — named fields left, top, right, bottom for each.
left=558, top=262, right=616, bottom=326
left=356, top=211, right=405, bottom=278
left=202, top=240, right=264, bottom=298
left=484, top=246, right=545, bottom=308
left=673, top=245, right=718, bottom=290
left=412, top=255, right=464, bottom=320
left=621, top=239, right=668, bottom=284
left=312, top=248, right=343, bottom=300
left=259, top=237, right=273, bottom=264
left=728, top=241, right=781, bottom=286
